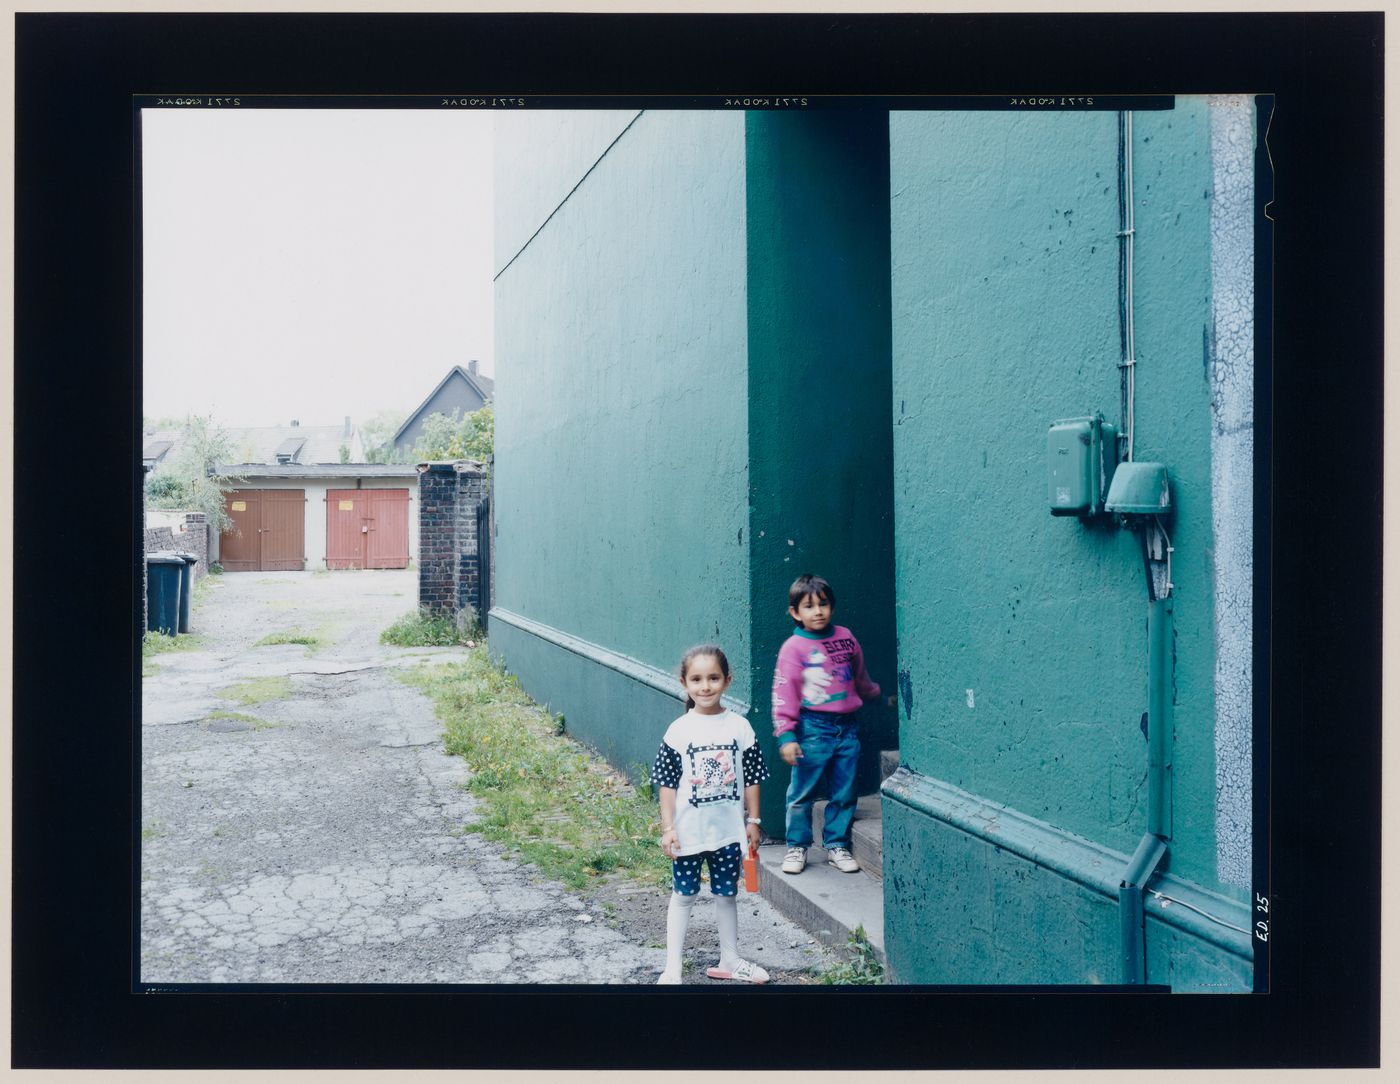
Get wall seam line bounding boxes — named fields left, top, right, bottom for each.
left=493, top=110, right=646, bottom=283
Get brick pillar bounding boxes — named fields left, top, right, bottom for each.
left=417, top=463, right=458, bottom=615
left=182, top=512, right=209, bottom=584
left=453, top=463, right=488, bottom=629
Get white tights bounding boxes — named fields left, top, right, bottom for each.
left=664, top=892, right=741, bottom=977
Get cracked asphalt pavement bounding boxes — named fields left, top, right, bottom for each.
left=141, top=568, right=827, bottom=984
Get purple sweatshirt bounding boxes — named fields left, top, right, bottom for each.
left=771, top=625, right=880, bottom=745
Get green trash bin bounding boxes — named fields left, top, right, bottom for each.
left=174, top=553, right=199, bottom=633
left=146, top=554, right=184, bottom=636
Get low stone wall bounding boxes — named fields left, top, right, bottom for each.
left=144, top=512, right=211, bottom=583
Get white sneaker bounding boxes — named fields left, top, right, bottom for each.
left=827, top=847, right=860, bottom=873
left=656, top=970, right=681, bottom=985
left=781, top=847, right=807, bottom=874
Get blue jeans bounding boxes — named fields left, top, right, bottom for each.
left=784, top=709, right=860, bottom=850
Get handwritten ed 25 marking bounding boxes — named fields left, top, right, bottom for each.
left=1254, top=892, right=1269, bottom=942
left=153, top=98, right=240, bottom=107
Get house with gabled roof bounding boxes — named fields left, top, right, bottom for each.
left=391, top=361, right=494, bottom=458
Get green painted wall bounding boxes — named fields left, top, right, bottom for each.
left=885, top=101, right=1250, bottom=988
left=494, top=109, right=751, bottom=694
left=493, top=110, right=898, bottom=833
left=745, top=112, right=898, bottom=825
left=883, top=796, right=1120, bottom=984
left=492, top=109, right=751, bottom=781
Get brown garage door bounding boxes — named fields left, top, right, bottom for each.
left=220, top=490, right=306, bottom=572
left=325, top=489, right=410, bottom=570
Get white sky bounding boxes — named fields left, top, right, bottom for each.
left=141, top=109, right=494, bottom=430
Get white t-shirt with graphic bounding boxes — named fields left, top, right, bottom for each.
left=650, top=708, right=769, bottom=857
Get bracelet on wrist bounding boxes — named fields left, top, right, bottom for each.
left=745, top=816, right=761, bottom=825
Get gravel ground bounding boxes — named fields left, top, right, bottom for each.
left=141, top=569, right=828, bottom=985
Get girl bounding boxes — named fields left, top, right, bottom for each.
left=650, top=644, right=770, bottom=984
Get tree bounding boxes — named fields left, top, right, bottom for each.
left=359, top=408, right=411, bottom=464
left=145, top=415, right=245, bottom=534
left=412, top=403, right=494, bottom=464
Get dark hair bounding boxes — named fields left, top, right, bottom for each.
left=788, top=573, right=835, bottom=621
left=679, top=644, right=730, bottom=710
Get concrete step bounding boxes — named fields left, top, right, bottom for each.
left=812, top=793, right=884, bottom=880
left=755, top=842, right=884, bottom=964
left=880, top=749, right=900, bottom=781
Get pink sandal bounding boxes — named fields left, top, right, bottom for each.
left=705, top=959, right=770, bottom=983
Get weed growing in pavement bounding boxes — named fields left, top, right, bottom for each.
left=254, top=627, right=326, bottom=650
left=216, top=675, right=292, bottom=706
left=381, top=609, right=478, bottom=648
left=816, top=925, right=885, bottom=985
left=204, top=709, right=277, bottom=730
left=399, top=648, right=671, bottom=892
left=141, top=631, right=204, bottom=676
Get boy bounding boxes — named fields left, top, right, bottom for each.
left=771, top=573, right=881, bottom=874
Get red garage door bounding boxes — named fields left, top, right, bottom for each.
left=326, top=489, right=410, bottom=569
left=219, top=490, right=306, bottom=572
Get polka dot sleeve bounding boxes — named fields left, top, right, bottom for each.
left=741, top=742, right=769, bottom=786
left=651, top=742, right=682, bottom=788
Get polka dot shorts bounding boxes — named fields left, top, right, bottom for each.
left=671, top=841, right=743, bottom=897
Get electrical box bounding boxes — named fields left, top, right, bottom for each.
left=1048, top=413, right=1118, bottom=517
left=1105, top=461, right=1171, bottom=517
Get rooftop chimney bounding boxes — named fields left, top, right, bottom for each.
left=468, top=360, right=479, bottom=376
left=343, top=415, right=352, bottom=437
left=290, top=419, right=300, bottom=427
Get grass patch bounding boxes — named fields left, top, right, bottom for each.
left=381, top=609, right=478, bottom=648
left=400, top=648, right=670, bottom=892
left=191, top=575, right=221, bottom=606
left=216, top=675, right=292, bottom=706
left=254, top=627, right=326, bottom=650
left=140, top=631, right=203, bottom=676
left=204, top=709, right=278, bottom=731
left=816, top=925, right=885, bottom=985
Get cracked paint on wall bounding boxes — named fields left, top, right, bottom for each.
left=1208, top=95, right=1255, bottom=887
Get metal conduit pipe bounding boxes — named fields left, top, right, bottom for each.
left=1147, top=597, right=1175, bottom=838
left=1118, top=110, right=1138, bottom=463
left=1113, top=112, right=1173, bottom=984
left=1119, top=831, right=1167, bottom=984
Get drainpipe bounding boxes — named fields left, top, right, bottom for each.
left=1147, top=595, right=1174, bottom=838
left=1118, top=593, right=1173, bottom=983
left=1111, top=111, right=1172, bottom=985
left=1118, top=830, right=1167, bottom=983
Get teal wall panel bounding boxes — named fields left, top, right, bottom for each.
left=489, top=617, right=687, bottom=787
left=886, top=102, right=1251, bottom=985
left=1146, top=914, right=1253, bottom=993
left=889, top=107, right=1222, bottom=880
left=883, top=790, right=1120, bottom=985
left=494, top=111, right=752, bottom=717
left=745, top=112, right=898, bottom=825
left=883, top=769, right=1252, bottom=989
left=890, top=109, right=1151, bottom=857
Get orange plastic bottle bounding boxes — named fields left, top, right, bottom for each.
left=743, top=844, right=759, bottom=892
